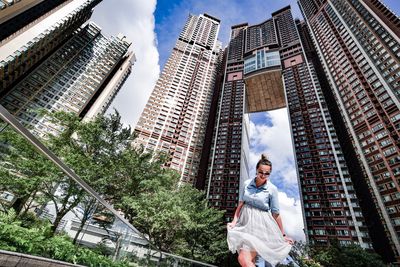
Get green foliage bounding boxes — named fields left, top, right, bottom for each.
left=123, top=182, right=227, bottom=264
left=93, top=240, right=113, bottom=256
left=287, top=241, right=322, bottom=267
left=122, top=186, right=188, bottom=252
left=175, top=184, right=227, bottom=262
left=0, top=125, right=62, bottom=214
left=46, top=111, right=133, bottom=194
left=296, top=257, right=322, bottom=267
left=1, top=111, right=228, bottom=264
left=0, top=209, right=128, bottom=267
left=0, top=209, right=54, bottom=255
left=311, top=241, right=386, bottom=267
left=19, top=211, right=49, bottom=229
left=285, top=240, right=386, bottom=267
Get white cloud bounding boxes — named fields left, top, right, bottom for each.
left=279, top=191, right=306, bottom=242
left=249, top=109, right=298, bottom=190
left=91, top=0, right=160, bottom=127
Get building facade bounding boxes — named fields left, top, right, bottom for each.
left=0, top=22, right=132, bottom=137
left=0, top=0, right=102, bottom=97
left=199, top=23, right=250, bottom=222
left=82, top=50, right=135, bottom=121
left=0, top=0, right=71, bottom=42
left=298, top=0, right=400, bottom=261
left=134, top=13, right=222, bottom=184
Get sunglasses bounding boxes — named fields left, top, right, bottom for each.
left=258, top=171, right=271, bottom=176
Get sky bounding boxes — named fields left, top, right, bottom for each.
left=91, top=0, right=400, bottom=242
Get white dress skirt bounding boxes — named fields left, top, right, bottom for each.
left=227, top=204, right=292, bottom=266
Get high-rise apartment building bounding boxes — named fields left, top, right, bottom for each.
left=83, top=50, right=135, bottom=121
left=0, top=22, right=132, bottom=137
left=202, top=8, right=376, bottom=258
left=289, top=18, right=374, bottom=251
left=199, top=22, right=252, bottom=222
left=0, top=0, right=71, bottom=42
left=134, top=13, right=222, bottom=184
left=0, top=0, right=102, bottom=96
left=298, top=0, right=400, bottom=261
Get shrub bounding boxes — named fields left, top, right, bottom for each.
left=0, top=209, right=129, bottom=267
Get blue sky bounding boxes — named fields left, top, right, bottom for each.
left=93, top=0, right=400, bottom=241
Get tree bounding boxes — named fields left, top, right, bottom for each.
left=286, top=241, right=322, bottom=267
left=70, top=195, right=98, bottom=244
left=0, top=126, right=61, bottom=215
left=121, top=171, right=185, bottom=253
left=175, top=184, right=226, bottom=263
left=311, top=240, right=386, bottom=267
left=106, top=146, right=172, bottom=208
left=122, top=178, right=228, bottom=264
left=286, top=239, right=386, bottom=267
left=45, top=110, right=163, bottom=233
left=42, top=111, right=133, bottom=233
left=0, top=111, right=138, bottom=233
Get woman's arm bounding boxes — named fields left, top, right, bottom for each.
left=271, top=188, right=294, bottom=244
left=227, top=201, right=244, bottom=229
left=272, top=213, right=293, bottom=244
left=272, top=213, right=284, bottom=234
left=270, top=187, right=284, bottom=234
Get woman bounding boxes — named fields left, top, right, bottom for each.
left=227, top=154, right=293, bottom=267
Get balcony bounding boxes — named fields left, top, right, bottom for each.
left=243, top=49, right=286, bottom=113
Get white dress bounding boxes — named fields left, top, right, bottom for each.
left=227, top=204, right=292, bottom=266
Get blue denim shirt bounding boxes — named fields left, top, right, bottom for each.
left=239, top=178, right=280, bottom=214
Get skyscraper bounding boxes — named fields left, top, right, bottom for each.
left=0, top=0, right=102, bottom=96
left=134, top=13, right=222, bottom=184
left=199, top=22, right=252, bottom=222
left=202, top=9, right=376, bottom=259
left=298, top=0, right=400, bottom=261
left=0, top=0, right=71, bottom=42
left=0, top=22, right=132, bottom=138
left=83, top=50, right=135, bottom=121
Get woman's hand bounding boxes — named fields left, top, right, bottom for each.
left=284, top=235, right=294, bottom=245
left=227, top=221, right=237, bottom=229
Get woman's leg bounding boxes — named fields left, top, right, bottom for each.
left=238, top=250, right=257, bottom=267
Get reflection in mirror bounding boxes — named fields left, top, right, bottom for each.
left=0, top=115, right=218, bottom=266
left=0, top=116, right=142, bottom=266
left=67, top=201, right=149, bottom=264
left=0, top=117, right=62, bottom=218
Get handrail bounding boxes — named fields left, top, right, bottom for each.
left=0, top=104, right=144, bottom=237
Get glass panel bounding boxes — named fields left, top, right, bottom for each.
left=244, top=55, right=256, bottom=74
left=0, top=112, right=217, bottom=266
left=244, top=50, right=280, bottom=75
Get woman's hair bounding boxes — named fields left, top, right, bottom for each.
left=256, top=153, right=272, bottom=170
